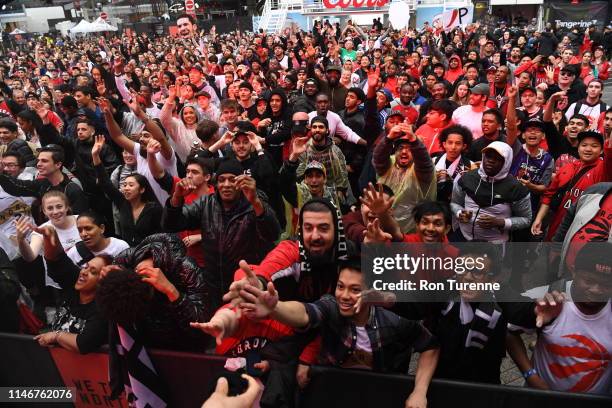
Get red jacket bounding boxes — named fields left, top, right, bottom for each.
left=542, top=143, right=612, bottom=240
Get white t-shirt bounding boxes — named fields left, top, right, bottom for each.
left=133, top=142, right=177, bottom=204
left=534, top=299, right=612, bottom=395
left=565, top=101, right=608, bottom=130
left=32, top=216, right=80, bottom=288
left=452, top=105, right=484, bottom=139
left=66, top=237, right=130, bottom=267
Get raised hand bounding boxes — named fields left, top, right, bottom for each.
left=125, top=90, right=144, bottom=117
left=14, top=215, right=34, bottom=242
left=360, top=182, right=394, bottom=216
left=239, top=281, right=279, bottom=320
left=507, top=85, right=518, bottom=99
left=96, top=97, right=112, bottom=114
left=290, top=135, right=310, bottom=161
left=364, top=218, right=392, bottom=243
left=222, top=260, right=263, bottom=306
left=91, top=134, right=106, bottom=158
left=146, top=138, right=161, bottom=155
left=534, top=291, right=565, bottom=328
left=173, top=177, right=197, bottom=198
left=367, top=66, right=381, bottom=90
left=235, top=175, right=258, bottom=206
left=246, top=131, right=262, bottom=151
left=136, top=264, right=179, bottom=301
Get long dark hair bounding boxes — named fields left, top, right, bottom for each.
left=125, top=173, right=158, bottom=204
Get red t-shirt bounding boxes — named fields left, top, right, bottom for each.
left=171, top=176, right=214, bottom=266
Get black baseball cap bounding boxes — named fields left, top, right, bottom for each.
left=576, top=130, right=604, bottom=145
left=521, top=118, right=546, bottom=132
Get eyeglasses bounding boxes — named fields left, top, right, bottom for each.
left=560, top=72, right=574, bottom=77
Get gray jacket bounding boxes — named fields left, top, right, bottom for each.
left=553, top=182, right=612, bottom=277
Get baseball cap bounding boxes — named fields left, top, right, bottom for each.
left=576, top=130, right=604, bottom=145
left=574, top=243, right=612, bottom=293
left=520, top=86, right=537, bottom=95
left=304, top=161, right=326, bottom=176
left=486, top=65, right=498, bottom=72
left=387, top=110, right=406, bottom=121
left=326, top=65, right=342, bottom=73
left=521, top=118, right=546, bottom=132
left=470, top=83, right=490, bottom=95
left=377, top=88, right=393, bottom=103
left=233, top=121, right=257, bottom=138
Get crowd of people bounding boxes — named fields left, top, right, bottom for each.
left=0, top=13, right=611, bottom=407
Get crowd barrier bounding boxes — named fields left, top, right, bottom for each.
left=1, top=333, right=610, bottom=408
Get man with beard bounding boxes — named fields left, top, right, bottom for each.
left=417, top=81, right=454, bottom=126
left=452, top=83, right=489, bottom=140
left=176, top=14, right=197, bottom=39
left=372, top=116, right=436, bottom=233
left=292, top=78, right=319, bottom=113
left=389, top=84, right=419, bottom=125
left=307, top=94, right=366, bottom=146
left=226, top=198, right=352, bottom=307
left=162, top=158, right=280, bottom=308
left=295, top=116, right=351, bottom=207
left=307, top=59, right=347, bottom=113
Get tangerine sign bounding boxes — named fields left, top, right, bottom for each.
left=323, top=0, right=389, bottom=8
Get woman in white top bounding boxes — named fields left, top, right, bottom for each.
left=66, top=210, right=129, bottom=267
left=15, top=191, right=81, bottom=288
left=16, top=191, right=80, bottom=260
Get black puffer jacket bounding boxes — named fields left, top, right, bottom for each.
left=113, top=233, right=212, bottom=350
left=162, top=191, right=280, bottom=300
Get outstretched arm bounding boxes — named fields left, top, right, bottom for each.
left=98, top=97, right=135, bottom=153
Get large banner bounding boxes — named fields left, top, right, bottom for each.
left=546, top=1, right=609, bottom=29
left=442, top=5, right=474, bottom=31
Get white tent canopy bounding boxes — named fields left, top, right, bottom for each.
left=89, top=17, right=118, bottom=32
left=69, top=19, right=93, bottom=33
left=9, top=28, right=27, bottom=35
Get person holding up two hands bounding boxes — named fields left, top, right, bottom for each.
left=162, top=156, right=280, bottom=307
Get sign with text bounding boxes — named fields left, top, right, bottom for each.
left=546, top=1, right=608, bottom=29
left=49, top=348, right=127, bottom=408
left=442, top=5, right=473, bottom=31
left=323, top=0, right=389, bottom=9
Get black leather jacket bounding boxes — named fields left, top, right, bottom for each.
left=113, top=233, right=212, bottom=350
left=162, top=191, right=280, bottom=299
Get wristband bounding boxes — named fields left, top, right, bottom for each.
left=522, top=368, right=537, bottom=379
